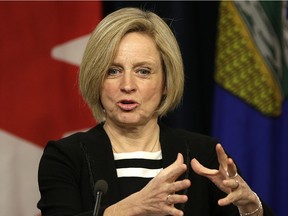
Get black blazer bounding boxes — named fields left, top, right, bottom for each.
left=37, top=122, right=274, bottom=216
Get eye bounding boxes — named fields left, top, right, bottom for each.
left=107, top=68, right=121, bottom=77
left=137, top=68, right=151, bottom=77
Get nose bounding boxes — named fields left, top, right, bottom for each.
left=120, top=72, right=136, bottom=93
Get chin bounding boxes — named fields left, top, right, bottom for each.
left=116, top=114, right=146, bottom=126
left=117, top=118, right=141, bottom=126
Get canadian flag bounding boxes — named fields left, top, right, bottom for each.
left=0, top=2, right=102, bottom=215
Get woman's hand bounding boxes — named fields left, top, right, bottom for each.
left=191, top=143, right=262, bottom=215
left=105, top=153, right=191, bottom=216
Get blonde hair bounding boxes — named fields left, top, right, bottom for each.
left=79, top=7, right=184, bottom=122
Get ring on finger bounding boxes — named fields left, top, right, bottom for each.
left=226, top=171, right=238, bottom=179
left=233, top=179, right=239, bottom=190
left=166, top=194, right=173, bottom=205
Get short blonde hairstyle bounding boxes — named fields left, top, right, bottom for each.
left=79, top=7, right=184, bottom=122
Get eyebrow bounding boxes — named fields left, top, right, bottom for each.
left=110, top=61, right=157, bottom=68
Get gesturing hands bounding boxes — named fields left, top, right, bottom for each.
left=136, top=153, right=191, bottom=216
left=105, top=153, right=191, bottom=216
left=104, top=144, right=262, bottom=216
left=191, top=143, right=262, bottom=214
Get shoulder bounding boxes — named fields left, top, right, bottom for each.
left=45, top=123, right=104, bottom=150
left=38, top=124, right=106, bottom=181
left=41, top=124, right=105, bottom=164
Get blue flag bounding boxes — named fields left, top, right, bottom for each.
left=213, top=1, right=288, bottom=216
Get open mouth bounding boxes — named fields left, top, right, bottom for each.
left=121, top=100, right=134, bottom=104
left=117, top=100, right=139, bottom=111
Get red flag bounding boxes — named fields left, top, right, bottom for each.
left=0, top=2, right=102, bottom=215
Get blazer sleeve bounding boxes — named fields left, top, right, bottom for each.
left=37, top=138, right=105, bottom=216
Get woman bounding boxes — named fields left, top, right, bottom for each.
left=38, top=7, right=274, bottom=216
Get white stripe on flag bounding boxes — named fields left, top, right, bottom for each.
left=0, top=129, right=43, bottom=216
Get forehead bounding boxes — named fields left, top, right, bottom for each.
left=114, top=32, right=161, bottom=63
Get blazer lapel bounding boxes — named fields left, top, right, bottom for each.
left=81, top=124, right=121, bottom=206
left=159, top=122, right=188, bottom=171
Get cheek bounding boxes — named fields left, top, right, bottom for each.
left=145, top=85, right=164, bottom=100
left=101, top=83, right=115, bottom=97
left=100, top=84, right=116, bottom=106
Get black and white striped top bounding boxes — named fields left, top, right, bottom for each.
left=113, top=151, right=163, bottom=199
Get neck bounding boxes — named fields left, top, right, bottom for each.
left=103, top=120, right=160, bottom=153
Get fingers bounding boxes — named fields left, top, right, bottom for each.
left=192, top=143, right=253, bottom=209
left=161, top=153, right=187, bottom=182
left=191, top=144, right=231, bottom=178
left=175, top=152, right=184, bottom=164
left=216, top=143, right=228, bottom=171
left=166, top=193, right=188, bottom=205
left=164, top=193, right=188, bottom=216
left=140, top=153, right=190, bottom=216
left=191, top=158, right=218, bottom=177
left=163, top=205, right=185, bottom=216
left=226, top=157, right=238, bottom=178
left=160, top=179, right=189, bottom=216
left=218, top=178, right=243, bottom=206
left=153, top=152, right=190, bottom=192
left=191, top=144, right=238, bottom=179
left=215, top=144, right=243, bottom=206
left=218, top=192, right=239, bottom=206
left=148, top=152, right=190, bottom=196
left=222, top=178, right=240, bottom=191
left=167, top=179, right=191, bottom=194
left=216, top=144, right=238, bottom=178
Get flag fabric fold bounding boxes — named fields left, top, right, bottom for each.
left=213, top=1, right=288, bottom=216
left=0, top=2, right=102, bottom=215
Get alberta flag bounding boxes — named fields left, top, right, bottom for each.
left=0, top=2, right=102, bottom=215
left=213, top=1, right=288, bottom=216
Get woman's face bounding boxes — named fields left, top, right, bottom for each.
left=101, top=32, right=165, bottom=127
